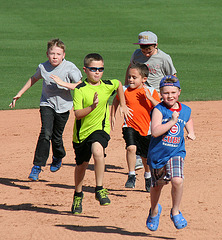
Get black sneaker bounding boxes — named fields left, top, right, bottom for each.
left=125, top=174, right=136, bottom=188
left=71, top=193, right=83, bottom=214
left=95, top=188, right=110, bottom=205
left=145, top=177, right=151, bottom=192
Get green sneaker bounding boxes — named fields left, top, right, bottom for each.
left=95, top=188, right=110, bottom=206
left=71, top=193, right=83, bottom=214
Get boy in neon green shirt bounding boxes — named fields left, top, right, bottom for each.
left=55, top=53, right=129, bottom=214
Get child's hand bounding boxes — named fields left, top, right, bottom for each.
left=91, top=92, right=99, bottom=110
left=9, top=95, right=21, bottom=108
left=120, top=105, right=133, bottom=121
left=186, top=133, right=196, bottom=140
left=171, top=111, right=180, bottom=123
left=111, top=116, right=116, bottom=131
left=50, top=75, right=64, bottom=86
left=143, top=84, right=151, bottom=100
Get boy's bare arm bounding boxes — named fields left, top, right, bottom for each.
left=74, top=92, right=98, bottom=120
left=116, top=81, right=132, bottom=121
left=110, top=96, right=120, bottom=131
left=50, top=75, right=81, bottom=90
left=185, top=118, right=196, bottom=140
left=9, top=76, right=39, bottom=108
left=151, top=108, right=179, bottom=138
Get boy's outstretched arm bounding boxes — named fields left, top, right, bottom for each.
left=185, top=117, right=196, bottom=140
left=110, top=96, right=120, bottom=131
left=9, top=76, right=39, bottom=108
left=116, top=81, right=132, bottom=121
left=50, top=75, right=81, bottom=90
left=74, top=92, right=98, bottom=120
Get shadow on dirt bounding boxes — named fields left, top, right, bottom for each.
left=56, top=224, right=176, bottom=239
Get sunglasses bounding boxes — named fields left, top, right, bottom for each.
left=86, top=67, right=104, bottom=72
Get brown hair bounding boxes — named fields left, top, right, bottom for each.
left=84, top=53, right=104, bottom=67
left=129, top=63, right=149, bottom=78
left=47, top=38, right=66, bottom=52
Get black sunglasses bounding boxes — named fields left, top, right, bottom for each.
left=86, top=67, right=104, bottom=72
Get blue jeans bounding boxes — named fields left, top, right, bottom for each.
left=33, top=106, right=69, bottom=166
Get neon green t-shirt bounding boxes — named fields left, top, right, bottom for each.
left=73, top=79, right=119, bottom=143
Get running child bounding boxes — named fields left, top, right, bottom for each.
left=9, top=39, right=82, bottom=181
left=146, top=75, right=195, bottom=231
left=111, top=63, right=160, bottom=192
left=70, top=53, right=129, bottom=214
left=125, top=30, right=177, bottom=171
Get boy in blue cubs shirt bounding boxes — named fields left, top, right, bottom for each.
left=146, top=75, right=195, bottom=231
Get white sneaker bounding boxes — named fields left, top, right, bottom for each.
left=135, top=155, right=144, bottom=170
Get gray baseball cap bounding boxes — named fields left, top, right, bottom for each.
left=133, top=31, right=158, bottom=45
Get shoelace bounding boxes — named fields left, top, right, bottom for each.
left=74, top=196, right=82, bottom=208
left=97, top=189, right=109, bottom=199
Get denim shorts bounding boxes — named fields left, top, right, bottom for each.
left=150, top=156, right=184, bottom=187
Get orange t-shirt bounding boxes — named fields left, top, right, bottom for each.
left=117, top=86, right=160, bottom=136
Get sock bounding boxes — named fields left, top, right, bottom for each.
left=95, top=186, right=103, bottom=192
left=74, top=191, right=83, bottom=197
left=129, top=171, right=136, bottom=175
left=144, top=171, right=151, bottom=179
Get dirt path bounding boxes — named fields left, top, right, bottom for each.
left=0, top=101, right=221, bottom=240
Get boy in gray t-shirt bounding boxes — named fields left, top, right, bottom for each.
left=9, top=39, right=82, bottom=181
left=125, top=31, right=177, bottom=93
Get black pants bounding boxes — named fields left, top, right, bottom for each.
left=33, top=106, right=69, bottom=166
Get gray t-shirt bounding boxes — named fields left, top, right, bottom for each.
left=130, top=49, right=176, bottom=91
left=33, top=59, right=82, bottom=113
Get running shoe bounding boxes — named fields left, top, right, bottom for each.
left=50, top=156, right=62, bottom=172
left=28, top=165, right=41, bottom=181
left=125, top=174, right=136, bottom=188
left=71, top=193, right=84, bottom=214
left=95, top=188, right=110, bottom=205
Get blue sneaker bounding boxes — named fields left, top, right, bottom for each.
left=28, top=166, right=41, bottom=181
left=50, top=156, right=62, bottom=172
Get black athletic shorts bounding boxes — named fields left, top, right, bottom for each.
left=73, top=130, right=110, bottom=165
left=122, top=127, right=151, bottom=158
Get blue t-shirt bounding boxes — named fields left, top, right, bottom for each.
left=147, top=102, right=191, bottom=169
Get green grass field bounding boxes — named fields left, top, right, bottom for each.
left=1, top=0, right=222, bottom=110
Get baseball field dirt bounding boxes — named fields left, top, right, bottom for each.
left=0, top=101, right=221, bottom=240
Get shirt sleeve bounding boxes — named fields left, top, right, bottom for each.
left=68, top=68, right=82, bottom=83
left=152, top=89, right=161, bottom=102
left=32, top=65, right=42, bottom=80
left=163, top=55, right=177, bottom=75
left=73, top=88, right=83, bottom=110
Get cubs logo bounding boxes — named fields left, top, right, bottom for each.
left=169, top=123, right=180, bottom=136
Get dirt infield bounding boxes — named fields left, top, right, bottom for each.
left=0, top=101, right=221, bottom=240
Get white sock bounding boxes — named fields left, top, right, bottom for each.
left=144, top=171, right=151, bottom=179
left=129, top=171, right=136, bottom=175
